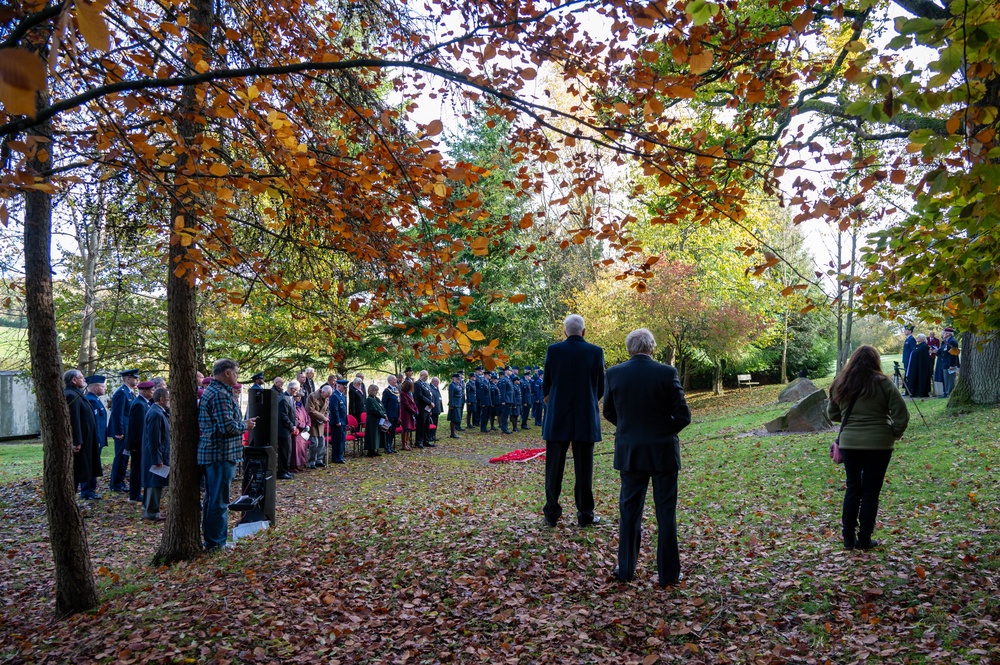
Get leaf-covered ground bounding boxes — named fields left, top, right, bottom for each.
left=1, top=385, right=998, bottom=664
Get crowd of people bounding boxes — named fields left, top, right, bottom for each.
left=64, top=313, right=914, bottom=575
left=900, top=325, right=960, bottom=398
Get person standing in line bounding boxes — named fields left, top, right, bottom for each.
left=479, top=368, right=493, bottom=433
left=198, top=358, right=256, bottom=552
left=108, top=369, right=139, bottom=492
left=906, top=334, right=932, bottom=398
left=497, top=368, right=514, bottom=434
left=465, top=373, right=478, bottom=430
left=429, top=376, right=444, bottom=441
left=488, top=373, right=501, bottom=431
left=520, top=372, right=532, bottom=429
left=510, top=374, right=522, bottom=432
left=381, top=375, right=400, bottom=454
left=364, top=384, right=387, bottom=458
left=399, top=378, right=418, bottom=450
left=330, top=378, right=350, bottom=461
left=542, top=314, right=605, bottom=528
left=141, top=387, right=170, bottom=521
left=83, top=375, right=109, bottom=499
left=272, top=377, right=295, bottom=479
left=288, top=381, right=311, bottom=471
left=447, top=372, right=464, bottom=439
left=301, top=368, right=317, bottom=400
left=348, top=376, right=366, bottom=424
left=936, top=327, right=960, bottom=398
left=307, top=385, right=332, bottom=468
left=900, top=325, right=916, bottom=393
left=64, top=370, right=102, bottom=501
left=828, top=345, right=909, bottom=550
left=125, top=380, right=155, bottom=503
left=604, top=329, right=691, bottom=587
left=414, top=370, right=436, bottom=448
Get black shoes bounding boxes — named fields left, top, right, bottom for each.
left=856, top=537, right=879, bottom=550
left=543, top=518, right=557, bottom=528
left=658, top=573, right=683, bottom=587
left=843, top=530, right=856, bottom=550
left=425, top=442, right=436, bottom=447
left=277, top=472, right=294, bottom=480
left=579, top=516, right=603, bottom=527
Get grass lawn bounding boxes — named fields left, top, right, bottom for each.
left=0, top=443, right=43, bottom=485
left=0, top=385, right=997, bottom=663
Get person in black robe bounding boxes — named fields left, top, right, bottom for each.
left=64, top=370, right=102, bottom=500
left=906, top=335, right=932, bottom=398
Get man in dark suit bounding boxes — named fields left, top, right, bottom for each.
left=542, top=314, right=606, bottom=527
left=108, top=369, right=138, bottom=492
left=65, top=370, right=102, bottom=500
left=83, top=375, right=109, bottom=499
left=414, top=370, right=436, bottom=448
left=272, top=377, right=295, bottom=479
left=141, top=387, right=171, bottom=521
left=604, top=328, right=691, bottom=587
left=381, top=375, right=400, bottom=454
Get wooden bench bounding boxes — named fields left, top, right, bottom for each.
left=737, top=374, right=760, bottom=389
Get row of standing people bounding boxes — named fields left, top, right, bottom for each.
left=900, top=326, right=960, bottom=398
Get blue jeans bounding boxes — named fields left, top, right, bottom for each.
left=201, top=460, right=237, bottom=550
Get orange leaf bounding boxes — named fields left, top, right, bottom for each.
left=470, top=237, right=489, bottom=256
left=915, top=565, right=926, bottom=579
left=76, top=0, right=111, bottom=51
left=688, top=50, right=713, bottom=75
left=209, top=163, right=230, bottom=177
left=425, top=119, right=443, bottom=136
left=792, top=9, right=814, bottom=33
left=508, top=294, right=527, bottom=304
left=0, top=48, right=46, bottom=116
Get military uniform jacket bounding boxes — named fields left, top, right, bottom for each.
left=86, top=392, right=109, bottom=448
left=466, top=379, right=478, bottom=405
left=521, top=381, right=533, bottom=407
left=489, top=382, right=500, bottom=406
left=477, top=376, right=490, bottom=404
left=448, top=382, right=465, bottom=410
left=331, top=389, right=349, bottom=427
left=66, top=387, right=101, bottom=484
left=532, top=377, right=543, bottom=402
left=107, top=384, right=134, bottom=439
left=498, top=377, right=514, bottom=404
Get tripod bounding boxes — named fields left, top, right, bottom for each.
left=895, top=361, right=928, bottom=428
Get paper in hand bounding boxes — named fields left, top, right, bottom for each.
left=150, top=464, right=169, bottom=478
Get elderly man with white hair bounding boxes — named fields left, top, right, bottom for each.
left=414, top=370, right=436, bottom=448
left=604, top=328, right=691, bottom=587
left=541, top=313, right=606, bottom=528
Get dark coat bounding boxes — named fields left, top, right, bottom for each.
left=498, top=376, right=514, bottom=404
left=349, top=383, right=366, bottom=420
left=414, top=380, right=434, bottom=411
left=125, top=395, right=151, bottom=452
left=66, top=387, right=101, bottom=485
left=430, top=383, right=443, bottom=416
left=466, top=379, right=478, bottom=404
left=382, top=386, right=400, bottom=421
left=906, top=342, right=932, bottom=397
left=901, top=334, right=917, bottom=372
left=448, top=380, right=464, bottom=422
left=400, top=390, right=417, bottom=430
left=488, top=382, right=500, bottom=406
left=141, top=403, right=170, bottom=489
left=330, top=389, right=348, bottom=428
left=477, top=376, right=490, bottom=404
left=935, top=335, right=960, bottom=380
left=542, top=335, right=606, bottom=442
left=364, top=395, right=387, bottom=452
left=275, top=388, right=295, bottom=436
left=86, top=392, right=109, bottom=449
left=604, top=355, right=691, bottom=473
left=107, top=384, right=134, bottom=439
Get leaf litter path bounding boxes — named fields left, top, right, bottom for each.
left=1, top=403, right=999, bottom=664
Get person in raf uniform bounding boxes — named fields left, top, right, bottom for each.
left=532, top=368, right=545, bottom=426
left=604, top=329, right=691, bottom=587
left=125, top=380, right=155, bottom=503
left=83, top=374, right=109, bottom=499
left=447, top=372, right=465, bottom=439
left=108, top=369, right=139, bottom=492
left=330, top=378, right=350, bottom=460
left=141, top=387, right=171, bottom=521
left=488, top=373, right=501, bottom=430
left=520, top=371, right=532, bottom=429
left=465, top=373, right=478, bottom=429
left=478, top=367, right=492, bottom=432
left=510, top=375, right=522, bottom=432
left=497, top=368, right=514, bottom=434
left=65, top=370, right=102, bottom=501
left=542, top=314, right=605, bottom=528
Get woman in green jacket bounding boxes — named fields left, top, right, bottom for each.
left=828, top=345, right=910, bottom=550
left=364, top=384, right=387, bottom=458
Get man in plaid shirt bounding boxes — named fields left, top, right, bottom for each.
left=198, top=358, right=257, bottom=551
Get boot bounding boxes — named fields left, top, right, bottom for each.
left=450, top=423, right=460, bottom=439
left=842, top=529, right=856, bottom=550
left=855, top=535, right=879, bottom=550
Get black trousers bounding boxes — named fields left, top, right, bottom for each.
left=416, top=410, right=431, bottom=445
left=128, top=445, right=142, bottom=501
left=467, top=403, right=476, bottom=427
left=521, top=404, right=530, bottom=427
left=277, top=434, right=292, bottom=474
left=480, top=404, right=490, bottom=432
left=109, top=438, right=128, bottom=489
left=617, top=470, right=679, bottom=586
left=543, top=440, right=595, bottom=525
left=841, top=448, right=893, bottom=539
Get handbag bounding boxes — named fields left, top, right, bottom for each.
left=378, top=417, right=391, bottom=433
left=830, top=397, right=858, bottom=464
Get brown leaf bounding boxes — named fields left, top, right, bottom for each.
left=0, top=48, right=46, bottom=116
left=76, top=0, right=111, bottom=51
left=688, top=50, right=713, bottom=75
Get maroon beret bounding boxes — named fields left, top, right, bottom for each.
left=137, top=381, right=156, bottom=389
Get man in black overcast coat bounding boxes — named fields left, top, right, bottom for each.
left=604, top=328, right=691, bottom=587
left=541, top=313, right=605, bottom=527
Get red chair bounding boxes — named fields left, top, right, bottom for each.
left=347, top=415, right=362, bottom=456
left=360, top=412, right=367, bottom=426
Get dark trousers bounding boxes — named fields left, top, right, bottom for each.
left=467, top=403, right=477, bottom=428
left=480, top=404, right=491, bottom=432
left=521, top=404, right=530, bottom=428
left=509, top=406, right=519, bottom=431
left=109, top=438, right=128, bottom=489
left=417, top=411, right=431, bottom=445
left=543, top=440, right=595, bottom=525
left=841, top=448, right=892, bottom=539
left=128, top=446, right=142, bottom=501
left=617, top=470, right=680, bottom=585
left=277, top=434, right=292, bottom=474
left=431, top=414, right=440, bottom=440
left=499, top=405, right=511, bottom=432
left=384, top=418, right=398, bottom=452
left=532, top=402, right=542, bottom=425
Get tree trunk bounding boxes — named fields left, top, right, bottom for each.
left=24, top=107, right=99, bottom=615
left=75, top=208, right=101, bottom=374
left=713, top=360, right=723, bottom=396
left=154, top=0, right=216, bottom=565
left=682, top=356, right=690, bottom=391
left=780, top=308, right=789, bottom=384
left=948, top=333, right=1000, bottom=406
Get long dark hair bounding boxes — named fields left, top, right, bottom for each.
left=830, top=345, right=887, bottom=404
left=401, top=378, right=413, bottom=393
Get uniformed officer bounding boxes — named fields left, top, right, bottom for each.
left=511, top=375, right=522, bottom=432
left=466, top=373, right=478, bottom=429
left=520, top=371, right=533, bottom=429
left=108, top=369, right=139, bottom=492
left=448, top=373, right=465, bottom=439
left=488, top=372, right=501, bottom=431
left=498, top=368, right=514, bottom=434
left=83, top=375, right=109, bottom=499
left=478, top=367, right=492, bottom=432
